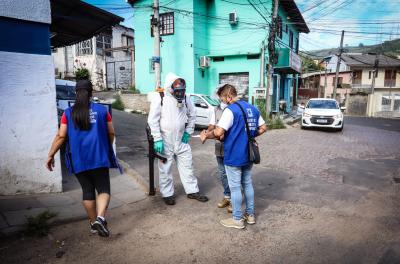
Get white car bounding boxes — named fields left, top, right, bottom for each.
left=301, top=98, right=345, bottom=131
left=56, top=79, right=77, bottom=120
left=188, top=93, right=220, bottom=127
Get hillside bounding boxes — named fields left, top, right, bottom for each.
left=305, top=38, right=400, bottom=58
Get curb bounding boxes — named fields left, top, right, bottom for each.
left=117, top=159, right=150, bottom=194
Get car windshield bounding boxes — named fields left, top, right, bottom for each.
left=307, top=100, right=338, bottom=109
left=56, top=85, right=76, bottom=100
left=202, top=95, right=219, bottom=106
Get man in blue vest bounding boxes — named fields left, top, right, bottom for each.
left=201, top=84, right=267, bottom=229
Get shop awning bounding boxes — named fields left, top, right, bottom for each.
left=50, top=0, right=124, bottom=48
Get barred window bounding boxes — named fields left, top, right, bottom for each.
left=151, top=12, right=174, bottom=37
left=96, top=33, right=112, bottom=56
left=76, top=39, right=93, bottom=56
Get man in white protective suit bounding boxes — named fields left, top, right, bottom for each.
left=147, top=72, right=209, bottom=205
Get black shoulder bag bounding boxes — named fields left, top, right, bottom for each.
left=234, top=102, right=261, bottom=164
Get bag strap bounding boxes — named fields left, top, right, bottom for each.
left=234, top=102, right=252, bottom=140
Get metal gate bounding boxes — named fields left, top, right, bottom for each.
left=219, top=72, right=249, bottom=101
left=106, top=59, right=132, bottom=90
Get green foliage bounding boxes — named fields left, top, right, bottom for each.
left=112, top=94, right=125, bottom=111
left=301, top=55, right=323, bottom=72
left=75, top=68, right=90, bottom=81
left=128, top=85, right=141, bottom=94
left=25, top=210, right=57, bottom=237
left=308, top=38, right=400, bottom=57
left=255, top=98, right=267, bottom=121
left=266, top=116, right=286, bottom=130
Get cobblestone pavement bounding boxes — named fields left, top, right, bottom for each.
left=1, top=115, right=399, bottom=264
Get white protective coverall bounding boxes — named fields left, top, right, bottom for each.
left=147, top=72, right=199, bottom=197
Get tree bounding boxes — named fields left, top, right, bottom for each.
left=301, top=55, right=323, bottom=72
left=75, top=68, right=90, bottom=81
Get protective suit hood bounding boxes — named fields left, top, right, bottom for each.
left=164, top=72, right=185, bottom=94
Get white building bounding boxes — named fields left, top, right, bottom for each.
left=52, top=25, right=134, bottom=91
left=0, top=0, right=122, bottom=195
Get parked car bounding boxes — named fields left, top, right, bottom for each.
left=56, top=79, right=77, bottom=120
left=188, top=93, right=220, bottom=127
left=300, top=98, right=345, bottom=131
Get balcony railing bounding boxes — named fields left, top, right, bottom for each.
left=351, top=84, right=372, bottom=94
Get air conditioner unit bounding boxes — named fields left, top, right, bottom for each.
left=199, top=56, right=210, bottom=68
left=229, top=12, right=238, bottom=24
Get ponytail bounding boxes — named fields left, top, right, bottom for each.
left=72, top=80, right=93, bottom=130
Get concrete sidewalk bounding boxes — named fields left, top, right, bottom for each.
left=0, top=162, right=147, bottom=237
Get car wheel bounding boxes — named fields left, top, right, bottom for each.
left=336, top=126, right=343, bottom=132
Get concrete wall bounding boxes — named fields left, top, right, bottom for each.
left=120, top=94, right=150, bottom=113
left=0, top=0, right=62, bottom=195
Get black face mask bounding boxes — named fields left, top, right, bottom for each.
left=172, top=80, right=186, bottom=107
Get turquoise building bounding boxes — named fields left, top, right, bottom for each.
left=128, top=0, right=308, bottom=112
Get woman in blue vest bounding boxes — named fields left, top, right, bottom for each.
left=46, top=80, right=118, bottom=237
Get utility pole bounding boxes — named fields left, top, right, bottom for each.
left=324, top=61, right=328, bottom=98
left=371, top=53, right=379, bottom=94
left=266, top=0, right=279, bottom=117
left=260, top=41, right=265, bottom=87
left=333, top=30, right=344, bottom=99
left=152, top=0, right=161, bottom=89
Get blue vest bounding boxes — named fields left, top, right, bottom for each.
left=64, top=103, right=120, bottom=174
left=224, top=101, right=260, bottom=167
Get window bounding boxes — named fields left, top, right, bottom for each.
left=289, top=30, right=293, bottom=49
left=352, top=70, right=362, bottom=84
left=247, top=54, right=260, bottom=60
left=368, top=70, right=378, bottom=79
left=75, top=39, right=93, bottom=56
left=381, top=96, right=392, bottom=111
left=277, top=16, right=283, bottom=39
left=384, top=69, right=396, bottom=87
left=96, top=33, right=112, bottom=56
left=121, top=34, right=134, bottom=47
left=213, top=56, right=225, bottom=62
left=284, top=24, right=288, bottom=33
left=190, top=95, right=206, bottom=107
left=151, top=12, right=174, bottom=37
left=295, top=37, right=299, bottom=54
left=332, top=77, right=343, bottom=86
left=394, top=95, right=400, bottom=112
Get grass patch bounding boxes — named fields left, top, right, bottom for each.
left=112, top=94, right=125, bottom=111
left=266, top=116, right=286, bottom=130
left=25, top=210, right=57, bottom=237
left=128, top=85, right=141, bottom=94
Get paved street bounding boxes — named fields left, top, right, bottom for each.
left=1, top=112, right=400, bottom=263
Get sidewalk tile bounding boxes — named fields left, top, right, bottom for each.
left=108, top=197, right=124, bottom=210
left=0, top=198, right=42, bottom=212
left=36, top=195, right=75, bottom=207
left=113, top=190, right=146, bottom=204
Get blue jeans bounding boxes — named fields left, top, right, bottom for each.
left=225, top=164, right=254, bottom=220
left=216, top=156, right=230, bottom=198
